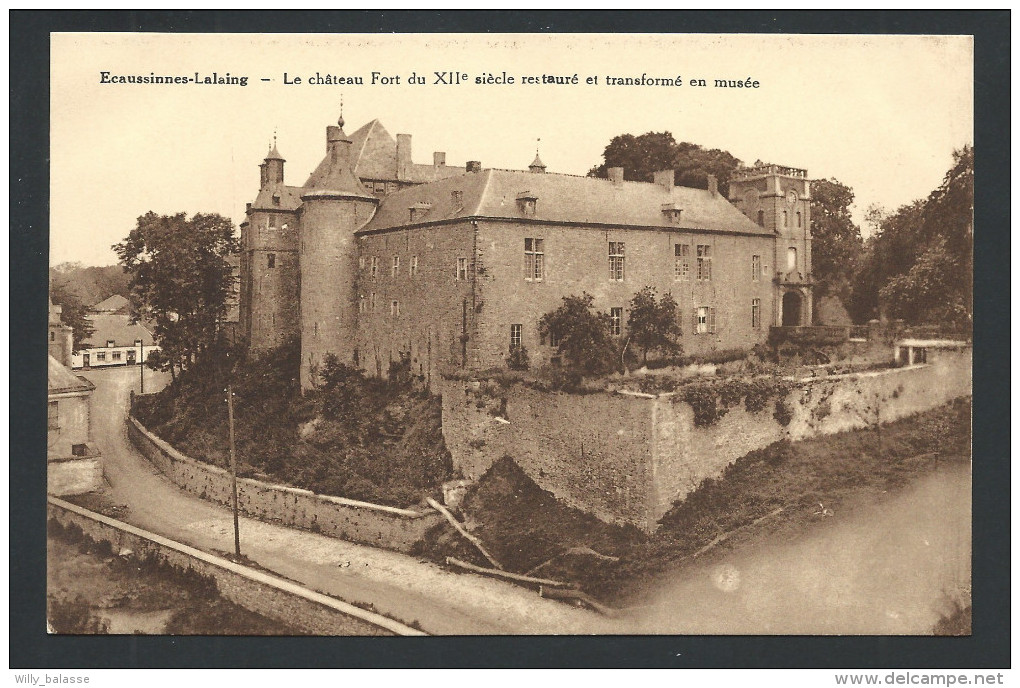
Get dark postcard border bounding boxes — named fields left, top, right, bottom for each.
left=11, top=10, right=1009, bottom=669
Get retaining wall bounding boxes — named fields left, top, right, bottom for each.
left=47, top=456, right=103, bottom=497
left=127, top=415, right=440, bottom=552
left=47, top=497, right=423, bottom=636
left=442, top=347, right=972, bottom=531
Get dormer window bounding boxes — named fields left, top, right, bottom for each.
left=451, top=190, right=463, bottom=205
left=409, top=202, right=432, bottom=223
left=661, top=203, right=683, bottom=225
left=516, top=192, right=538, bottom=216
left=272, top=194, right=281, bottom=206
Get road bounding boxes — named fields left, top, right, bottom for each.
left=80, top=366, right=617, bottom=635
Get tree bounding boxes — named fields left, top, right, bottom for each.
left=627, top=286, right=683, bottom=364
left=588, top=131, right=742, bottom=197
left=113, top=212, right=237, bottom=379
left=538, top=293, right=616, bottom=375
left=809, top=178, right=864, bottom=306
left=49, top=281, right=94, bottom=353
left=849, top=146, right=973, bottom=327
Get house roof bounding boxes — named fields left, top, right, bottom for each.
left=49, top=355, right=95, bottom=395
left=252, top=184, right=304, bottom=212
left=86, top=314, right=155, bottom=348
left=304, top=119, right=466, bottom=187
left=359, top=168, right=771, bottom=235
left=91, top=294, right=130, bottom=313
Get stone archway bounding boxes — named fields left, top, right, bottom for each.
left=782, top=291, right=803, bottom=326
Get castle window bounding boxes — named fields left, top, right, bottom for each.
left=696, top=245, right=712, bottom=281
left=524, top=238, right=544, bottom=281
left=456, top=257, right=468, bottom=281
left=359, top=295, right=366, bottom=313
left=608, top=242, right=625, bottom=281
left=272, top=194, right=280, bottom=206
left=391, top=300, right=400, bottom=316
left=392, top=255, right=400, bottom=277
left=370, top=293, right=376, bottom=312
left=50, top=331, right=55, bottom=341
left=752, top=298, right=761, bottom=329
left=268, top=253, right=276, bottom=269
left=610, top=307, right=623, bottom=336
left=548, top=329, right=561, bottom=348
left=797, top=211, right=802, bottom=228
left=752, top=254, right=761, bottom=281
left=695, top=306, right=716, bottom=335
left=783, top=210, right=789, bottom=227
left=359, top=256, right=366, bottom=270
left=410, top=255, right=419, bottom=276
left=113, top=351, right=122, bottom=361
left=674, top=244, right=690, bottom=280
left=757, top=210, right=765, bottom=227
left=787, top=247, right=798, bottom=271
left=509, top=324, right=522, bottom=350
left=48, top=401, right=59, bottom=430
left=371, top=256, right=379, bottom=278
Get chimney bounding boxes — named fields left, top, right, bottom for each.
left=396, top=134, right=412, bottom=181
left=654, top=169, right=675, bottom=193
left=707, top=174, right=718, bottom=196
left=608, top=167, right=624, bottom=184
left=433, top=151, right=446, bottom=167
left=466, top=160, right=482, bottom=173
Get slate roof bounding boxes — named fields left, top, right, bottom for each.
left=91, top=294, right=130, bottom=313
left=359, top=168, right=771, bottom=236
left=86, top=314, right=155, bottom=348
left=304, top=119, right=466, bottom=188
left=252, top=184, right=304, bottom=211
left=49, top=355, right=95, bottom=395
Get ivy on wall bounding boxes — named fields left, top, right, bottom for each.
left=673, top=377, right=793, bottom=428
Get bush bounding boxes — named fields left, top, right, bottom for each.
left=48, top=595, right=109, bottom=634
left=507, top=345, right=530, bottom=371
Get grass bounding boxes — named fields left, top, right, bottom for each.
left=47, top=518, right=305, bottom=635
left=421, top=397, right=972, bottom=605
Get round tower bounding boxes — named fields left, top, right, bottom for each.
left=299, top=114, right=379, bottom=389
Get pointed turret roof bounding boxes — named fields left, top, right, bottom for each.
left=265, top=143, right=284, bottom=161
left=529, top=153, right=547, bottom=172
left=301, top=115, right=375, bottom=200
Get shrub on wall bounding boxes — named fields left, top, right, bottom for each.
left=507, top=345, right=530, bottom=371
left=674, top=377, right=793, bottom=428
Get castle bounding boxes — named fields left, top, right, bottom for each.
left=239, top=112, right=813, bottom=390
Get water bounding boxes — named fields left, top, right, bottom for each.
left=625, top=465, right=971, bottom=634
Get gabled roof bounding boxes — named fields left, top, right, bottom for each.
left=304, top=119, right=466, bottom=187
left=91, top=294, right=130, bottom=313
left=359, top=169, right=771, bottom=235
left=86, top=314, right=155, bottom=348
left=49, top=355, right=95, bottom=395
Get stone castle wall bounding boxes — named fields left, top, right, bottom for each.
left=442, top=347, right=972, bottom=531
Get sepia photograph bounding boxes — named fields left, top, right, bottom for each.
left=40, top=27, right=979, bottom=645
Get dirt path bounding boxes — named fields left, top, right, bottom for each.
left=80, top=367, right=616, bottom=635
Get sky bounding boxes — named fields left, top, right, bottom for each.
left=50, top=33, right=973, bottom=267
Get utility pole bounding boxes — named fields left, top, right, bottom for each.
left=226, top=383, right=241, bottom=558
left=138, top=342, right=145, bottom=394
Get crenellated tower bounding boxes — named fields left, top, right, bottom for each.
left=299, top=114, right=379, bottom=389
left=240, top=141, right=302, bottom=350
left=728, top=162, right=813, bottom=326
